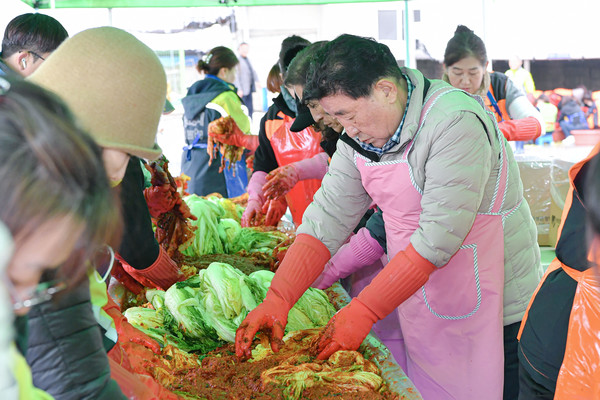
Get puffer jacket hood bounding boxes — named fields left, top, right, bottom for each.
left=182, top=78, right=233, bottom=120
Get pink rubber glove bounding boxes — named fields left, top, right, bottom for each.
left=263, top=153, right=329, bottom=201
left=241, top=171, right=267, bottom=227
left=312, top=227, right=385, bottom=289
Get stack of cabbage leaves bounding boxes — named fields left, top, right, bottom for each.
left=124, top=263, right=336, bottom=354
left=181, top=194, right=289, bottom=258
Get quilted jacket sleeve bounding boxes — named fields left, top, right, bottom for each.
left=26, top=279, right=126, bottom=400
left=297, top=141, right=373, bottom=255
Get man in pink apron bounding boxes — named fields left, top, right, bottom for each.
left=236, top=34, right=539, bottom=400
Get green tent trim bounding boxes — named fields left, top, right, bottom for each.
left=23, top=0, right=402, bottom=9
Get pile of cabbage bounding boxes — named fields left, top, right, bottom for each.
left=182, top=194, right=288, bottom=257
left=124, top=262, right=336, bottom=354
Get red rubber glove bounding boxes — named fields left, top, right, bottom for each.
left=235, top=234, right=331, bottom=360
left=314, top=298, right=378, bottom=360
left=119, top=246, right=183, bottom=290
left=314, top=243, right=436, bottom=360
left=103, top=294, right=162, bottom=354
left=235, top=290, right=290, bottom=360
left=208, top=116, right=259, bottom=152
left=261, top=197, right=288, bottom=226
left=498, top=116, right=542, bottom=141
left=111, top=258, right=145, bottom=295
left=144, top=183, right=177, bottom=219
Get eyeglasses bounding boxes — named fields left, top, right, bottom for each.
left=28, top=51, right=45, bottom=61
left=6, top=244, right=115, bottom=312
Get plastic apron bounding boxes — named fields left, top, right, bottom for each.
left=518, top=145, right=600, bottom=399
left=268, top=113, right=324, bottom=226
left=355, top=87, right=506, bottom=399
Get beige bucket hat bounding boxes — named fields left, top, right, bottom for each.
left=29, top=26, right=166, bottom=160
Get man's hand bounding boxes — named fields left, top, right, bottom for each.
left=235, top=291, right=290, bottom=360
left=313, top=298, right=378, bottom=360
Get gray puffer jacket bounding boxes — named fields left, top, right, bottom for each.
left=298, top=67, right=542, bottom=325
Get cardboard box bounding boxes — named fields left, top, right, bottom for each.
left=515, top=155, right=552, bottom=246
left=548, top=158, right=574, bottom=245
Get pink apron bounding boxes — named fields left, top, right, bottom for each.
left=355, top=87, right=507, bottom=399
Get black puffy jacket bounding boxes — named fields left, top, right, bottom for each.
left=24, top=278, right=126, bottom=400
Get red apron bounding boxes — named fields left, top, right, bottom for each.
left=268, top=112, right=324, bottom=226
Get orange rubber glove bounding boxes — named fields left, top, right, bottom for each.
left=119, top=246, right=183, bottom=290
left=314, top=243, right=436, bottom=360
left=235, top=234, right=331, bottom=359
left=498, top=116, right=542, bottom=141
left=103, top=294, right=162, bottom=354
left=261, top=197, right=288, bottom=227
left=208, top=116, right=259, bottom=152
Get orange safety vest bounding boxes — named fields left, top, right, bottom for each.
left=485, top=84, right=511, bottom=124
left=518, top=142, right=600, bottom=399
left=265, top=111, right=324, bottom=226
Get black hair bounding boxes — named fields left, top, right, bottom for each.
left=1, top=13, right=68, bottom=59
left=443, top=25, right=487, bottom=67
left=196, top=46, right=238, bottom=76
left=304, top=34, right=402, bottom=100
left=284, top=41, right=328, bottom=88
left=277, top=35, right=311, bottom=79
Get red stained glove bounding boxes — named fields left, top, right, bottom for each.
left=261, top=197, right=288, bottom=227
left=246, top=154, right=255, bottom=171
left=119, top=247, right=183, bottom=290
left=235, top=290, right=290, bottom=360
left=208, top=116, right=259, bottom=152
left=110, top=258, right=144, bottom=295
left=235, top=234, right=331, bottom=360
left=144, top=184, right=177, bottom=219
left=104, top=294, right=162, bottom=354
left=314, top=298, right=379, bottom=360
left=263, top=164, right=300, bottom=200
left=241, top=198, right=263, bottom=227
